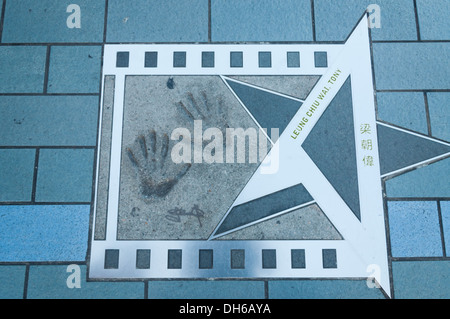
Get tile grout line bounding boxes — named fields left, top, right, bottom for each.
left=413, top=0, right=422, bottom=41
left=103, top=0, right=109, bottom=44
left=208, top=0, right=211, bottom=43
left=377, top=89, right=450, bottom=93
left=22, top=263, right=30, bottom=299
left=0, top=93, right=99, bottom=96
left=144, top=280, right=149, bottom=299
left=423, top=92, right=433, bottom=137
left=0, top=0, right=6, bottom=43
left=391, top=256, right=450, bottom=262
left=386, top=197, right=450, bottom=202
left=42, top=45, right=51, bottom=94
left=372, top=40, right=450, bottom=43
left=383, top=187, right=395, bottom=299
left=310, top=0, right=316, bottom=42
left=264, top=280, right=269, bottom=299
left=0, top=201, right=92, bottom=206
left=0, top=146, right=96, bottom=150
left=437, top=201, right=447, bottom=257
left=30, top=148, right=40, bottom=203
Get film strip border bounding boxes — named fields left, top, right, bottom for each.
left=101, top=44, right=344, bottom=75
left=89, top=240, right=367, bottom=279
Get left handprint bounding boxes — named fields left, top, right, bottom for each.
left=126, top=129, right=191, bottom=198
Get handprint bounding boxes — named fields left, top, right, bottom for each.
left=177, top=90, right=230, bottom=135
left=126, top=129, right=191, bottom=198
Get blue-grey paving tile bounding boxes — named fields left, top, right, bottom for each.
left=372, top=42, right=450, bottom=90
left=314, top=0, right=417, bottom=41
left=376, top=92, right=428, bottom=134
left=107, top=0, right=208, bottom=43
left=428, top=92, right=450, bottom=142
left=440, top=201, right=450, bottom=256
left=47, top=46, right=102, bottom=93
left=0, top=96, right=99, bottom=147
left=1, top=0, right=105, bottom=43
left=27, top=265, right=144, bottom=299
left=268, top=280, right=385, bottom=299
left=416, top=0, right=450, bottom=40
left=0, top=149, right=35, bottom=202
left=385, top=158, right=450, bottom=198
left=0, top=205, right=90, bottom=262
left=0, top=266, right=26, bottom=299
left=392, top=261, right=450, bottom=299
left=212, top=0, right=313, bottom=42
left=0, top=46, right=47, bottom=93
left=148, top=281, right=265, bottom=299
left=388, top=201, right=442, bottom=257
left=35, top=149, right=94, bottom=203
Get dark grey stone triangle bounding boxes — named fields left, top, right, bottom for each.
left=216, top=204, right=343, bottom=240
left=214, top=183, right=313, bottom=236
left=302, top=76, right=361, bottom=220
left=377, top=124, right=450, bottom=176
left=225, top=79, right=302, bottom=139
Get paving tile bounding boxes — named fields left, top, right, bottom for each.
left=148, top=280, right=265, bottom=299
left=35, top=149, right=94, bottom=203
left=372, top=42, right=450, bottom=90
left=0, top=266, right=26, bottom=299
left=440, top=201, right=450, bottom=256
left=27, top=265, right=144, bottom=299
left=0, top=46, right=47, bottom=93
left=1, top=0, right=105, bottom=43
left=392, top=261, right=450, bottom=299
left=427, top=92, right=450, bottom=142
left=268, top=280, right=385, bottom=299
left=0, top=149, right=36, bottom=202
left=314, top=0, right=417, bottom=41
left=0, top=96, right=99, bottom=147
left=416, top=0, right=450, bottom=40
left=47, top=46, right=102, bottom=93
left=376, top=92, right=428, bottom=134
left=385, top=158, right=450, bottom=198
left=211, top=0, right=313, bottom=41
left=0, top=205, right=90, bottom=261
left=388, top=201, right=442, bottom=257
left=106, top=0, right=208, bottom=43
